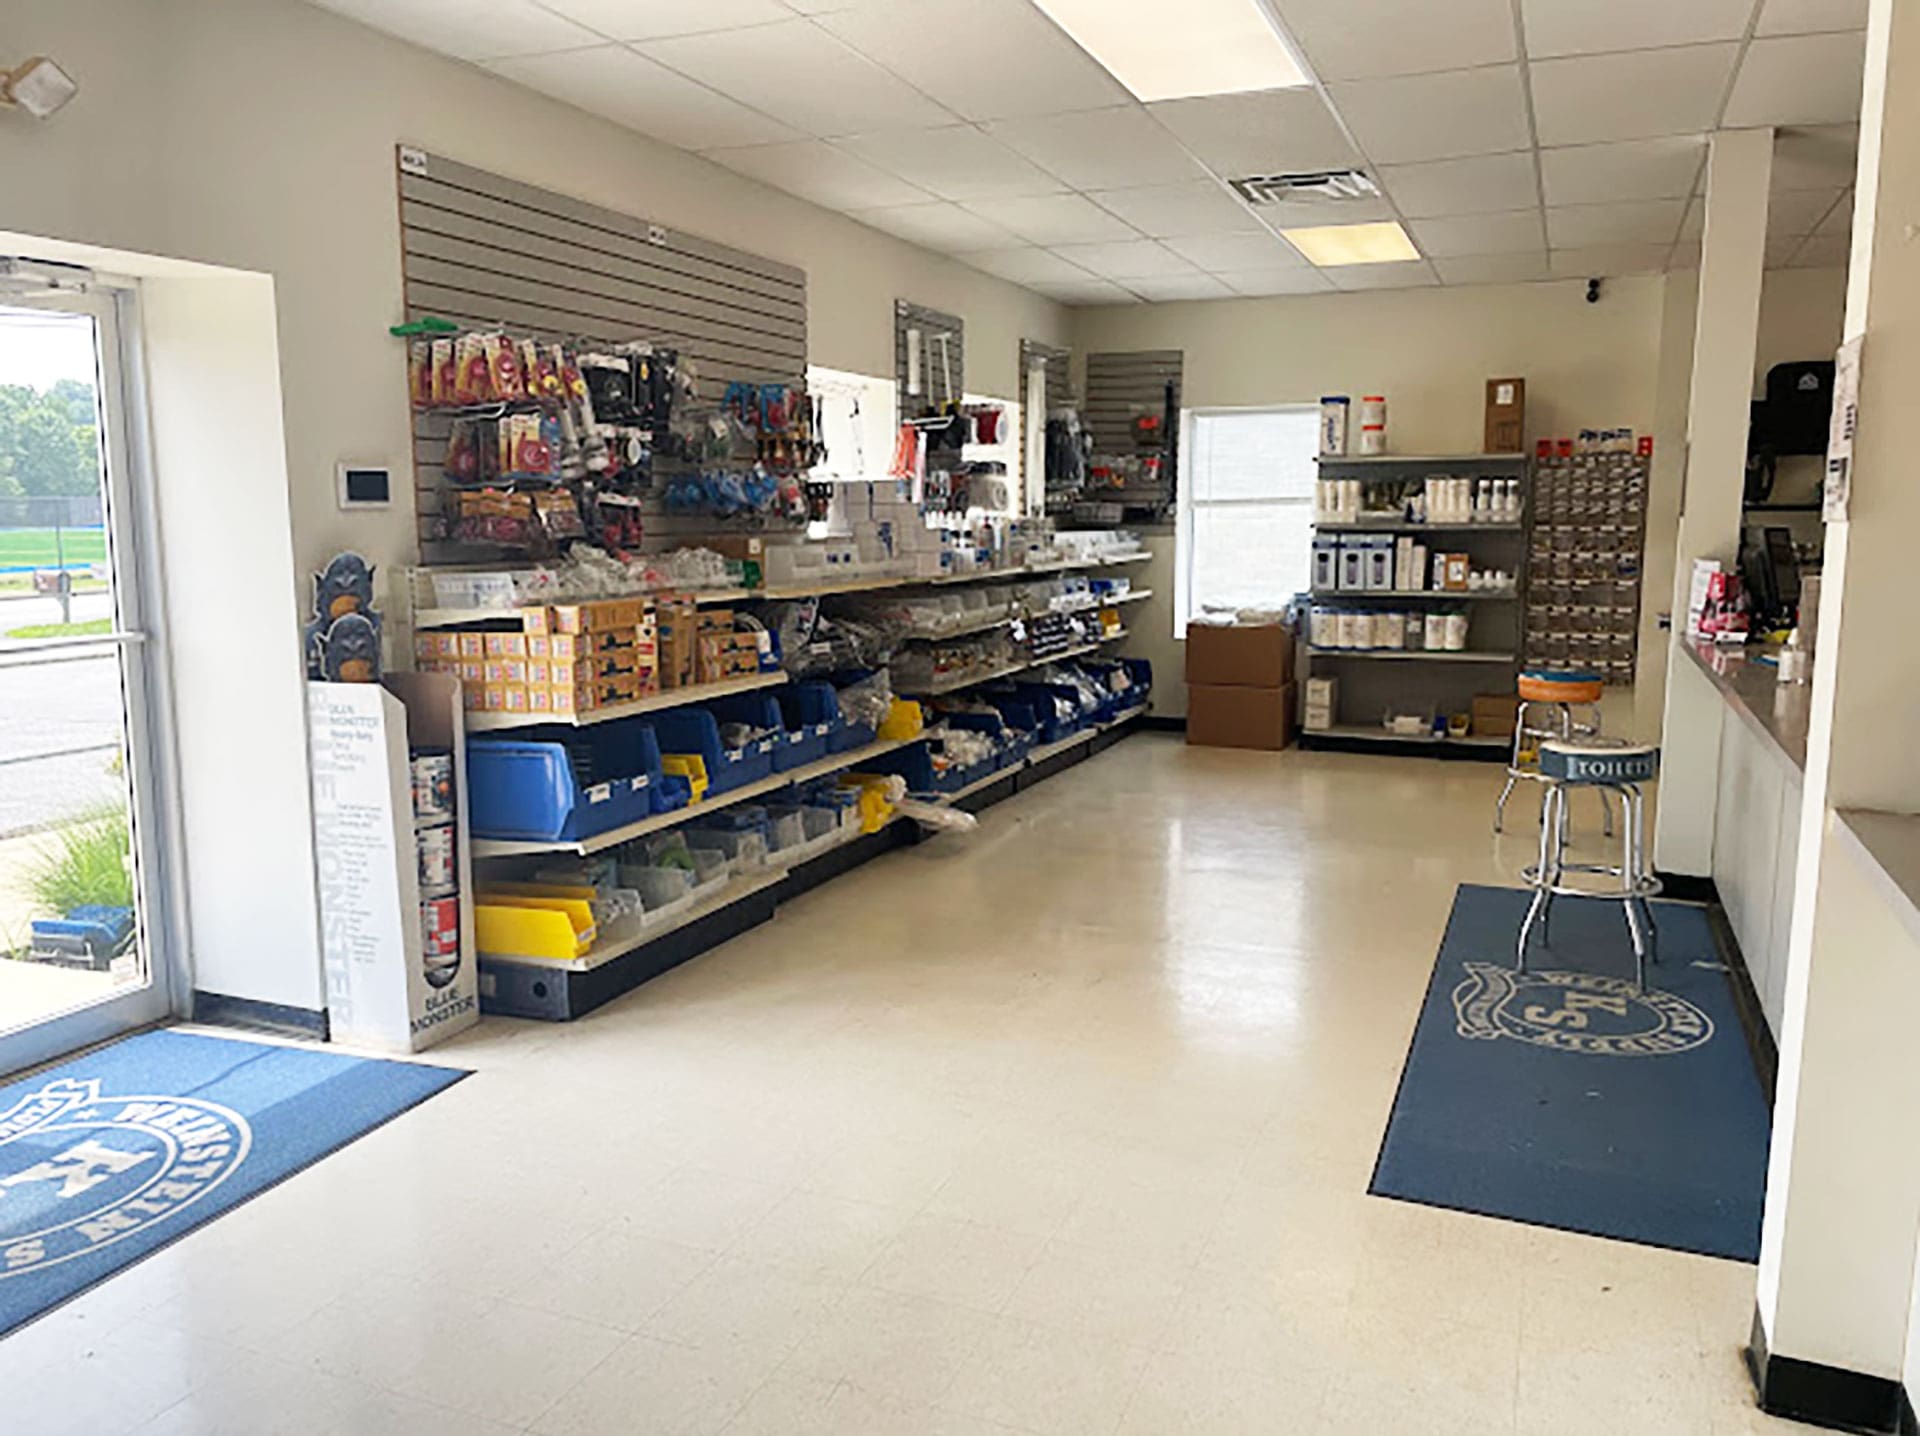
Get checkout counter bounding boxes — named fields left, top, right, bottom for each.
left=1676, top=637, right=1811, bottom=1037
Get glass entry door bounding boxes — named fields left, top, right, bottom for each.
left=0, top=286, right=177, bottom=1075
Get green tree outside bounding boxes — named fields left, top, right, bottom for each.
left=0, top=379, right=99, bottom=499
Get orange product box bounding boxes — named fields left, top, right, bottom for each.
left=457, top=633, right=486, bottom=659
left=527, top=659, right=552, bottom=686
left=503, top=685, right=532, bottom=712
left=520, top=607, right=552, bottom=635
left=463, top=687, right=487, bottom=712
left=458, top=660, right=486, bottom=685
left=528, top=687, right=554, bottom=714
left=481, top=684, right=509, bottom=712
left=483, top=659, right=530, bottom=685
left=483, top=632, right=529, bottom=658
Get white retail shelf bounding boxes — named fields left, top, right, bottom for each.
left=936, top=701, right=1148, bottom=802
left=415, top=589, right=749, bottom=629
left=899, top=634, right=1125, bottom=698
left=1302, top=722, right=1508, bottom=748
left=760, top=552, right=1152, bottom=603
left=898, top=592, right=1153, bottom=644
left=1315, top=453, right=1531, bottom=466
left=464, top=671, right=788, bottom=732
left=1310, top=589, right=1516, bottom=602
left=1308, top=648, right=1515, bottom=663
left=483, top=865, right=795, bottom=973
left=1313, top=522, right=1524, bottom=533
left=469, top=736, right=919, bottom=860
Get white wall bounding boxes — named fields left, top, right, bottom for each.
left=0, top=0, right=1070, bottom=588
left=0, top=0, right=1067, bottom=1012
left=1071, top=277, right=1670, bottom=713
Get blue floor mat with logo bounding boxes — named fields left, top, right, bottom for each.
left=0, top=1028, right=464, bottom=1335
left=1370, top=884, right=1770, bottom=1261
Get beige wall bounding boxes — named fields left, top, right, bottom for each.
left=0, top=0, right=1069, bottom=586
left=1073, top=277, right=1670, bottom=715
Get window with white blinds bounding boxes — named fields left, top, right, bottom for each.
left=1179, top=407, right=1321, bottom=632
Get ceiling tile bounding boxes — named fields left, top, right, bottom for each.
left=854, top=201, right=1019, bottom=252
left=1548, top=244, right=1672, bottom=277
left=638, top=20, right=956, bottom=136
left=988, top=107, right=1207, bottom=189
left=1680, top=197, right=1705, bottom=239
left=485, top=45, right=798, bottom=150
left=1031, top=278, right=1139, bottom=305
left=1791, top=234, right=1854, bottom=268
left=1088, top=182, right=1265, bottom=238
left=1547, top=198, right=1687, bottom=247
left=1164, top=232, right=1308, bottom=271
left=1326, top=261, right=1440, bottom=290
left=1410, top=210, right=1546, bottom=257
left=536, top=0, right=794, bottom=40
left=819, top=0, right=1130, bottom=120
left=1539, top=136, right=1707, bottom=206
left=836, top=126, right=1064, bottom=201
left=1218, top=269, right=1337, bottom=296
left=1765, top=234, right=1806, bottom=266
left=1146, top=90, right=1360, bottom=177
left=1816, top=194, right=1854, bottom=235
left=1768, top=188, right=1847, bottom=235
left=1521, top=0, right=1755, bottom=57
left=1051, top=240, right=1199, bottom=280
left=1771, top=125, right=1859, bottom=191
left=1376, top=152, right=1539, bottom=217
left=1757, top=0, right=1870, bottom=35
left=1724, top=32, right=1868, bottom=128
left=1213, top=268, right=1336, bottom=297
left=962, top=194, right=1140, bottom=245
left=1669, top=239, right=1702, bottom=269
left=1530, top=46, right=1739, bottom=146
left=1121, top=274, right=1237, bottom=302
left=1329, top=67, right=1531, bottom=165
left=705, top=139, right=934, bottom=209
left=313, top=0, right=600, bottom=60
left=1433, top=252, right=1552, bottom=285
left=964, top=247, right=1098, bottom=284
left=1277, top=0, right=1516, bottom=81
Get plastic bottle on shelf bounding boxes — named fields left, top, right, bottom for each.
left=1445, top=612, right=1469, bottom=651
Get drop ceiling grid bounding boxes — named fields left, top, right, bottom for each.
left=307, top=0, right=1868, bottom=301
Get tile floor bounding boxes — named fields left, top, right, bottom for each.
left=1, top=735, right=1803, bottom=1434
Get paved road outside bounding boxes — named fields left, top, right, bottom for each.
left=0, top=590, right=126, bottom=838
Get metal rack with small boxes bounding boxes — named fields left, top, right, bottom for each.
left=1524, top=440, right=1651, bottom=686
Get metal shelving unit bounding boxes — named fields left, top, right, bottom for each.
left=1304, top=453, right=1529, bottom=759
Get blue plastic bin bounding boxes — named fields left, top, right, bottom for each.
left=708, top=692, right=801, bottom=773
left=467, top=728, right=658, bottom=842
left=652, top=707, right=775, bottom=794
left=777, top=682, right=842, bottom=766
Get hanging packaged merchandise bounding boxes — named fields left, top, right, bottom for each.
left=442, top=417, right=492, bottom=487
left=559, top=347, right=609, bottom=475
left=409, top=341, right=432, bottom=408
left=454, top=332, right=491, bottom=405
left=588, top=490, right=644, bottom=553
left=522, top=338, right=561, bottom=400
left=533, top=488, right=585, bottom=543
left=578, top=351, right=635, bottom=422
left=484, top=332, right=525, bottom=401
left=431, top=338, right=456, bottom=406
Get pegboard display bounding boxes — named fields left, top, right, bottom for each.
left=397, top=146, right=809, bottom=559
left=1524, top=452, right=1650, bottom=685
left=1080, top=350, right=1182, bottom=520
left=894, top=301, right=965, bottom=419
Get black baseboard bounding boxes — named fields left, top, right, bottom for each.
left=1706, top=903, right=1779, bottom=1100
left=1901, top=1388, right=1917, bottom=1436
left=1748, top=1306, right=1906, bottom=1433
left=1139, top=714, right=1186, bottom=733
left=1656, top=869, right=1721, bottom=905
left=191, top=991, right=329, bottom=1041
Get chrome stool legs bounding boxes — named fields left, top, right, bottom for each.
left=1494, top=699, right=1608, bottom=836
left=1517, top=777, right=1661, bottom=989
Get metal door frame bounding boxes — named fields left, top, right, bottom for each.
left=0, top=279, right=189, bottom=1076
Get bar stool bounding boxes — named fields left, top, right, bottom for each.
left=1517, top=737, right=1663, bottom=989
left=1495, top=669, right=1609, bottom=835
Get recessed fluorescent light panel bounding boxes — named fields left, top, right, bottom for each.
left=1032, top=0, right=1308, bottom=103
left=1282, top=221, right=1421, bottom=266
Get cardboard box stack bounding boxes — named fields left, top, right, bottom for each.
left=1303, top=676, right=1337, bottom=733
left=693, top=608, right=766, bottom=683
left=1185, top=621, right=1297, bottom=751
left=416, top=598, right=659, bottom=714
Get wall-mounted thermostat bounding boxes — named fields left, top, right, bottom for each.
left=337, top=463, right=393, bottom=510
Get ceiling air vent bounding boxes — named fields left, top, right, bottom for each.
left=1228, top=170, right=1380, bottom=208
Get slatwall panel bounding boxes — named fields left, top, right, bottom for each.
left=894, top=300, right=965, bottom=418
left=1083, top=350, right=1183, bottom=511
left=1019, top=339, right=1073, bottom=518
left=397, top=147, right=808, bottom=558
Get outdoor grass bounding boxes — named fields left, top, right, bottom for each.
left=3, top=617, right=111, bottom=641
left=23, top=808, right=133, bottom=915
left=0, top=527, right=108, bottom=571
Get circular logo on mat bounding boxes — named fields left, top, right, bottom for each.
left=0, top=1078, right=252, bottom=1278
left=1451, top=962, right=1713, bottom=1057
